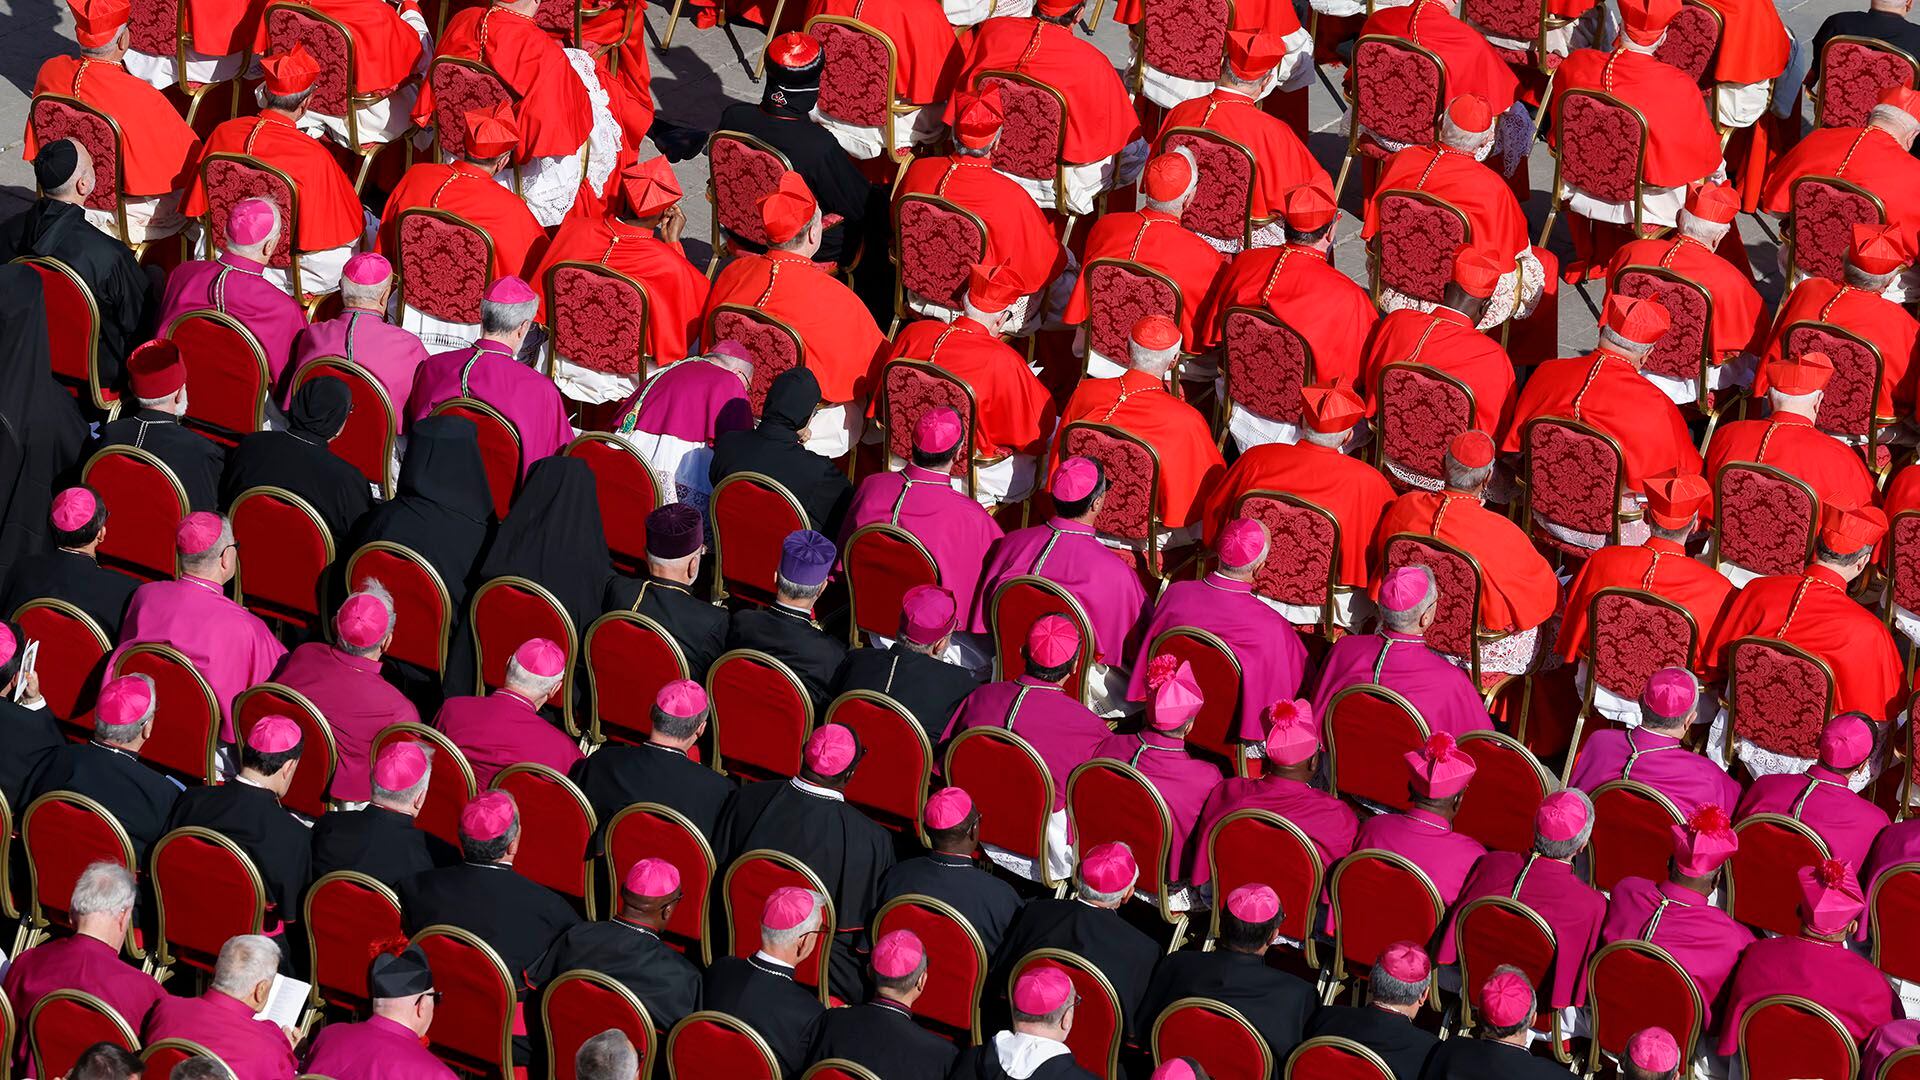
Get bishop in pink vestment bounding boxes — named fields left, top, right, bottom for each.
left=1309, top=567, right=1494, bottom=739
left=156, top=251, right=309, bottom=384
left=841, top=409, right=1005, bottom=616
left=1863, top=1020, right=1920, bottom=1079
left=3, top=934, right=167, bottom=1066
left=271, top=589, right=421, bottom=802
left=1186, top=700, right=1356, bottom=884
left=1597, top=803, right=1752, bottom=1022
left=1865, top=818, right=1920, bottom=894
left=1088, top=660, right=1225, bottom=880
left=1349, top=734, right=1486, bottom=905
left=405, top=336, right=574, bottom=478
left=145, top=989, right=298, bottom=1080
left=432, top=638, right=583, bottom=786
left=1567, top=670, right=1741, bottom=817
left=1734, top=713, right=1890, bottom=878
left=613, top=353, right=753, bottom=442
left=289, top=253, right=429, bottom=413
left=941, top=616, right=1112, bottom=811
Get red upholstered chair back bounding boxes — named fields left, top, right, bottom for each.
left=127, top=0, right=183, bottom=60
left=493, top=763, right=596, bottom=914
left=1152, top=999, right=1271, bottom=1080
left=346, top=542, right=454, bottom=674
left=1382, top=534, right=1480, bottom=662
left=1454, top=896, right=1556, bottom=1029
left=10, top=599, right=110, bottom=731
left=1872, top=861, right=1920, bottom=984
left=1558, top=91, right=1646, bottom=205
left=139, top=1041, right=225, bottom=1080
left=1523, top=417, right=1624, bottom=540
left=1009, top=950, right=1122, bottom=1077
left=943, top=728, right=1057, bottom=887
left=894, top=196, right=987, bottom=311
left=1585, top=940, right=1704, bottom=1069
left=707, top=132, right=788, bottom=249
left=566, top=433, right=660, bottom=574
left=1233, top=491, right=1338, bottom=613
left=708, top=650, right=814, bottom=780
left=20, top=792, right=137, bottom=938
left=291, top=358, right=398, bottom=496
left=1353, top=36, right=1445, bottom=149
left=542, top=971, right=655, bottom=1080
left=880, top=359, right=976, bottom=478
left=1323, top=685, right=1429, bottom=811
left=1163, top=128, right=1254, bottom=247
left=1221, top=305, right=1311, bottom=425
left=430, top=398, right=521, bottom=519
left=1730, top=812, right=1832, bottom=935
left=827, top=692, right=932, bottom=835
left=200, top=153, right=295, bottom=269
left=1726, top=637, right=1834, bottom=762
left=585, top=610, right=689, bottom=746
left=1327, top=850, right=1444, bottom=980
left=27, top=990, right=138, bottom=1080
left=1067, top=759, right=1175, bottom=891
left=976, top=72, right=1066, bottom=184
left=1374, top=190, right=1467, bottom=304
left=1653, top=0, right=1721, bottom=85
left=415, top=925, right=517, bottom=1074
left=1888, top=510, right=1920, bottom=620
left=1819, top=36, right=1919, bottom=128
left=530, top=0, right=577, bottom=42
left=1145, top=627, right=1244, bottom=768
left=150, top=827, right=267, bottom=972
left=397, top=208, right=493, bottom=324
left=987, top=576, right=1094, bottom=699
left=1206, top=809, right=1323, bottom=958
left=1714, top=463, right=1819, bottom=578
left=1141, top=0, right=1230, bottom=82
left=708, top=305, right=804, bottom=418
left=263, top=4, right=352, bottom=117
left=1584, top=588, right=1698, bottom=706
left=722, top=851, right=835, bottom=997
left=1587, top=781, right=1687, bottom=893
left=1376, top=362, right=1474, bottom=488
left=873, top=894, right=987, bottom=1040
left=303, top=870, right=405, bottom=1012
left=16, top=255, right=115, bottom=415
left=1060, top=422, right=1159, bottom=545
left=605, top=803, right=715, bottom=963
left=167, top=308, right=271, bottom=440
left=845, top=524, right=941, bottom=645
left=665, top=1013, right=780, bottom=1079
left=229, top=486, right=333, bottom=627
left=1285, top=1038, right=1397, bottom=1080
left=810, top=18, right=894, bottom=128
left=549, top=262, right=651, bottom=380
left=1738, top=996, right=1860, bottom=1080
left=428, top=57, right=515, bottom=161
left=1452, top=732, right=1551, bottom=854
left=233, top=682, right=337, bottom=818
left=31, top=95, right=123, bottom=215
left=1789, top=177, right=1886, bottom=283
left=1083, top=259, right=1181, bottom=374
left=371, top=723, right=478, bottom=850
left=710, top=472, right=808, bottom=605
left=112, top=644, right=219, bottom=784
left=1887, top=1049, right=1920, bottom=1080
left=1612, top=267, right=1711, bottom=386
left=469, top=576, right=577, bottom=701
left=1461, top=0, right=1543, bottom=52
left=1784, top=320, right=1882, bottom=441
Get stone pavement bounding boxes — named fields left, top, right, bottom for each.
left=0, top=0, right=1867, bottom=352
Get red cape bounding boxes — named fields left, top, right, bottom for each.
left=1156, top=90, right=1330, bottom=219
left=1756, top=278, right=1919, bottom=417
left=1370, top=489, right=1561, bottom=633
left=803, top=0, right=963, bottom=103
left=532, top=216, right=711, bottom=364
left=1501, top=350, right=1704, bottom=491
left=1363, top=144, right=1531, bottom=257
left=253, top=0, right=423, bottom=93
left=1197, top=244, right=1379, bottom=383
left=1359, top=0, right=1519, bottom=115
left=1606, top=234, right=1770, bottom=360
left=1702, top=413, right=1877, bottom=520
left=377, top=160, right=550, bottom=285
left=894, top=155, right=1068, bottom=297
left=1049, top=370, right=1226, bottom=528
left=1557, top=536, right=1736, bottom=670
left=1703, top=565, right=1904, bottom=720
left=1360, top=307, right=1518, bottom=439
left=1699, top=0, right=1791, bottom=83
left=1199, top=440, right=1397, bottom=586
left=1762, top=126, right=1920, bottom=250
left=944, top=17, right=1142, bottom=163
left=705, top=250, right=888, bottom=402
left=1550, top=49, right=1723, bottom=188
left=414, top=5, right=595, bottom=162
left=27, top=57, right=201, bottom=195
left=181, top=112, right=364, bottom=250
left=1062, top=209, right=1227, bottom=347
left=883, top=317, right=1056, bottom=457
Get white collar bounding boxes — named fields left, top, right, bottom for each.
left=993, top=1031, right=1073, bottom=1079
left=790, top=777, right=845, bottom=802
left=751, top=951, right=796, bottom=977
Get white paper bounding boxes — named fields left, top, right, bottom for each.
left=252, top=973, right=310, bottom=1029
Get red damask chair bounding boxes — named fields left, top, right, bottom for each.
left=262, top=2, right=392, bottom=188
left=345, top=541, right=455, bottom=675
left=14, top=254, right=118, bottom=418
left=10, top=599, right=110, bottom=733
left=1818, top=36, right=1920, bottom=128
left=198, top=153, right=310, bottom=298
left=233, top=682, right=338, bottom=818
left=149, top=827, right=268, bottom=976
left=1082, top=259, right=1184, bottom=376
left=585, top=610, right=689, bottom=746
left=704, top=132, right=791, bottom=273
left=826, top=691, right=931, bottom=836
left=1870, top=860, right=1920, bottom=985
left=468, top=575, right=579, bottom=735
left=1728, top=812, right=1832, bottom=936
left=1723, top=637, right=1836, bottom=767
left=1611, top=266, right=1725, bottom=423
left=604, top=803, right=716, bottom=963
left=111, top=644, right=219, bottom=784
left=1453, top=896, right=1560, bottom=1039
left=427, top=57, right=517, bottom=185
left=229, top=485, right=334, bottom=628
left=1781, top=319, right=1886, bottom=463
left=1067, top=760, right=1190, bottom=945
left=1585, top=940, right=1705, bottom=1074
left=1136, top=0, right=1231, bottom=108
left=493, top=763, right=597, bottom=916
left=877, top=358, right=979, bottom=492
left=1653, top=0, right=1722, bottom=87
left=1371, top=189, right=1469, bottom=306
left=19, top=793, right=140, bottom=953
left=706, top=304, right=805, bottom=419
left=1522, top=416, right=1628, bottom=554
left=1382, top=533, right=1498, bottom=687
left=872, top=894, right=988, bottom=1041
left=547, top=262, right=652, bottom=388
left=1145, top=627, right=1245, bottom=771
left=1232, top=490, right=1340, bottom=636
left=1323, top=685, right=1430, bottom=811
left=1452, top=731, right=1553, bottom=854
left=127, top=0, right=225, bottom=123
left=166, top=308, right=271, bottom=441
left=1219, top=305, right=1313, bottom=441
left=1886, top=510, right=1920, bottom=653
left=1286, top=1037, right=1397, bottom=1080
left=27, top=96, right=139, bottom=254
left=664, top=1012, right=781, bottom=1080
left=371, top=723, right=479, bottom=851
left=988, top=575, right=1096, bottom=700
left=1788, top=175, right=1887, bottom=285
left=304, top=870, right=405, bottom=1014
left=1336, top=36, right=1446, bottom=201
left=414, top=924, right=517, bottom=1076
left=943, top=727, right=1063, bottom=891
left=1205, top=808, right=1323, bottom=967
left=1163, top=127, right=1257, bottom=251
left=27, top=989, right=138, bottom=1080
left=722, top=851, right=836, bottom=1002
left=1567, top=588, right=1697, bottom=773
left=1545, top=89, right=1653, bottom=241
left=566, top=433, right=660, bottom=574
left=1713, top=462, right=1819, bottom=579
left=709, top=471, right=809, bottom=605
left=891, top=194, right=988, bottom=329
left=1375, top=362, right=1476, bottom=492
left=542, top=971, right=655, bottom=1080
left=976, top=70, right=1073, bottom=215
left=1059, top=421, right=1175, bottom=578
left=428, top=397, right=521, bottom=518
left=707, top=650, right=814, bottom=781
left=1008, top=950, right=1124, bottom=1077
left=1325, top=850, right=1445, bottom=1001
left=1460, top=0, right=1557, bottom=82
left=1153, top=998, right=1272, bottom=1080
left=1738, top=995, right=1860, bottom=1080
left=396, top=208, right=493, bottom=329
left=290, top=357, right=399, bottom=497
left=807, top=16, right=904, bottom=161
left=844, top=524, right=940, bottom=646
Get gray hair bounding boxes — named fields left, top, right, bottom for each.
left=1380, top=567, right=1439, bottom=633
left=1817, top=538, right=1873, bottom=565
left=261, top=87, right=314, bottom=113
left=1444, top=456, right=1493, bottom=492
left=954, top=137, right=996, bottom=159
left=339, top=273, right=390, bottom=309
left=776, top=573, right=827, bottom=603
left=962, top=297, right=1012, bottom=329
left=481, top=295, right=539, bottom=337
left=649, top=702, right=706, bottom=740
left=1598, top=325, right=1658, bottom=356
left=1014, top=995, right=1074, bottom=1027
left=1369, top=960, right=1428, bottom=1006
left=337, top=579, right=397, bottom=658
left=1438, top=114, right=1494, bottom=153
left=372, top=743, right=434, bottom=808
left=96, top=672, right=156, bottom=743
left=1534, top=789, right=1595, bottom=859
left=169, top=1061, right=234, bottom=1080
left=78, top=29, right=125, bottom=59
left=760, top=890, right=824, bottom=949
left=1844, top=262, right=1899, bottom=291
left=504, top=654, right=564, bottom=701
left=771, top=211, right=823, bottom=254
left=1142, top=148, right=1198, bottom=216
left=1300, top=427, right=1347, bottom=449
left=575, top=1029, right=640, bottom=1080
left=1870, top=103, right=1920, bottom=137
left=1676, top=209, right=1730, bottom=246
left=71, top=861, right=138, bottom=917
left=1767, top=387, right=1822, bottom=413
left=209, top=934, right=282, bottom=997
left=179, top=516, right=235, bottom=575
left=1128, top=340, right=1181, bottom=376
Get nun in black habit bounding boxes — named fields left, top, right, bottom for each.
left=0, top=265, right=89, bottom=575
left=220, top=376, right=373, bottom=539
left=343, top=414, right=496, bottom=611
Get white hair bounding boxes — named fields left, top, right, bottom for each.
left=1598, top=326, right=1658, bottom=356
left=1301, top=427, right=1347, bottom=448
left=1445, top=456, right=1494, bottom=492
left=504, top=655, right=564, bottom=700
left=95, top=673, right=156, bottom=743
left=71, top=861, right=137, bottom=917
left=372, top=743, right=433, bottom=808
left=1767, top=387, right=1822, bottom=413
left=1676, top=209, right=1730, bottom=247
left=1439, top=114, right=1494, bottom=153
left=481, top=295, right=538, bottom=337
left=1380, top=567, right=1439, bottom=632
left=78, top=26, right=126, bottom=58
left=210, top=934, right=282, bottom=996
left=1845, top=262, right=1900, bottom=291
left=575, top=1030, right=640, bottom=1080
left=1870, top=104, right=1920, bottom=136
left=1128, top=339, right=1181, bottom=376
left=339, top=274, right=389, bottom=309
left=760, top=890, right=825, bottom=949
left=962, top=297, right=1012, bottom=331
left=337, top=579, right=397, bottom=658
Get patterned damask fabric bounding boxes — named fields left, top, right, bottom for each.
left=1143, top=0, right=1230, bottom=82
left=1590, top=593, right=1692, bottom=697
left=1561, top=95, right=1644, bottom=205
left=1653, top=5, right=1718, bottom=86
left=1241, top=496, right=1335, bottom=606
left=553, top=265, right=647, bottom=375
left=1377, top=196, right=1461, bottom=303
left=204, top=159, right=295, bottom=267
left=897, top=201, right=983, bottom=307
left=31, top=100, right=119, bottom=211
left=1461, top=0, right=1537, bottom=51
left=1822, top=42, right=1915, bottom=128
left=1786, top=326, right=1876, bottom=438
left=981, top=76, right=1062, bottom=182
left=1718, top=469, right=1814, bottom=577
left=815, top=23, right=891, bottom=128
left=533, top=0, right=573, bottom=38
left=1064, top=428, right=1154, bottom=540
left=1086, top=263, right=1178, bottom=367
left=710, top=138, right=786, bottom=249
left=1730, top=643, right=1829, bottom=759
left=399, top=215, right=488, bottom=322
left=1355, top=41, right=1443, bottom=150
left=1385, top=538, right=1476, bottom=656
left=129, top=0, right=177, bottom=57
left=883, top=365, right=973, bottom=473
left=1613, top=272, right=1706, bottom=382
left=1379, top=365, right=1472, bottom=479
left=1166, top=133, right=1250, bottom=246
left=1527, top=423, right=1619, bottom=535
left=1791, top=182, right=1880, bottom=283
left=1222, top=311, right=1307, bottom=423
left=430, top=62, right=513, bottom=161
left=713, top=310, right=801, bottom=414
left=266, top=10, right=351, bottom=116
left=1894, top=516, right=1920, bottom=613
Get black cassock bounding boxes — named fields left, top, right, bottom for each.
left=0, top=198, right=157, bottom=387
left=806, top=998, right=959, bottom=1079
left=1142, top=949, right=1317, bottom=1074
left=527, top=919, right=702, bottom=1032
left=0, top=265, right=87, bottom=571
left=949, top=1044, right=1100, bottom=1080
left=163, top=781, right=313, bottom=925
left=603, top=575, right=731, bottom=679
left=396, top=862, right=580, bottom=990
left=713, top=103, right=871, bottom=266
left=219, top=377, right=372, bottom=540
left=875, top=852, right=1022, bottom=960
left=708, top=371, right=854, bottom=539
left=568, top=742, right=735, bottom=842
left=1305, top=1005, right=1441, bottom=1080
left=26, top=741, right=182, bottom=858
left=832, top=644, right=981, bottom=744
left=991, top=899, right=1160, bottom=1039
left=309, top=804, right=455, bottom=882
left=715, top=778, right=895, bottom=1005
left=344, top=415, right=494, bottom=612
left=703, top=955, right=825, bottom=1078
left=0, top=698, right=68, bottom=810
left=0, top=549, right=139, bottom=639
left=93, top=410, right=225, bottom=513
left=1417, top=1037, right=1572, bottom=1080
left=726, top=604, right=847, bottom=711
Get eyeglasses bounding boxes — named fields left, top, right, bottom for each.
left=419, top=991, right=444, bottom=1005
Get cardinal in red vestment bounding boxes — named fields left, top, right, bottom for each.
left=1764, top=86, right=1920, bottom=254
left=803, top=0, right=961, bottom=108
left=1703, top=353, right=1877, bottom=531
left=1360, top=245, right=1519, bottom=446
left=248, top=0, right=426, bottom=147
left=1754, top=223, right=1919, bottom=420
left=1358, top=0, right=1520, bottom=116
left=414, top=0, right=597, bottom=166
left=378, top=104, right=548, bottom=288
left=1363, top=97, right=1531, bottom=269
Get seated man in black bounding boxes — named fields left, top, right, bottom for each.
left=0, top=485, right=138, bottom=636
left=528, top=857, right=702, bottom=1032
left=1306, top=941, right=1441, bottom=1080
left=709, top=368, right=854, bottom=539
left=603, top=503, right=730, bottom=677
left=569, top=679, right=735, bottom=840
left=26, top=673, right=182, bottom=858
left=1141, top=883, right=1317, bottom=1066
left=992, top=842, right=1160, bottom=1039
left=875, top=787, right=1022, bottom=958
left=805, top=929, right=958, bottom=1077
left=703, top=886, right=828, bottom=1077
left=831, top=583, right=981, bottom=741
left=1418, top=967, right=1570, bottom=1080
left=950, top=963, right=1101, bottom=1079
left=93, top=340, right=225, bottom=512
left=161, top=714, right=312, bottom=928
left=0, top=620, right=69, bottom=810
left=310, top=741, right=455, bottom=881
left=724, top=529, right=847, bottom=709
left=218, top=375, right=372, bottom=539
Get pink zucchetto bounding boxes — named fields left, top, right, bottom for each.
left=1379, top=941, right=1430, bottom=983
left=1818, top=713, right=1874, bottom=771
left=460, top=790, right=516, bottom=841
left=1670, top=804, right=1737, bottom=877
left=483, top=275, right=537, bottom=305
left=901, top=584, right=958, bottom=646
left=924, top=787, right=974, bottom=830
left=914, top=407, right=964, bottom=455
left=342, top=252, right=391, bottom=286
left=1147, top=658, right=1203, bottom=731
left=97, top=675, right=153, bottom=726
left=1534, top=790, right=1589, bottom=843
left=1642, top=667, right=1698, bottom=718
left=1079, top=841, right=1137, bottom=893
left=804, top=723, right=858, bottom=775
left=246, top=714, right=302, bottom=754
left=1626, top=1028, right=1680, bottom=1073
left=1405, top=732, right=1477, bottom=799
left=50, top=487, right=96, bottom=532
left=512, top=638, right=565, bottom=679
left=1798, top=857, right=1866, bottom=935
left=372, top=741, right=428, bottom=791
left=1217, top=518, right=1267, bottom=568
left=1011, top=963, right=1074, bottom=1015
left=1026, top=615, right=1080, bottom=668
left=1378, top=566, right=1432, bottom=614
left=656, top=679, right=707, bottom=718
left=1052, top=456, right=1099, bottom=502
left=872, top=929, right=925, bottom=978
left=335, top=591, right=392, bottom=650
left=623, top=857, right=681, bottom=898
left=1149, top=1062, right=1197, bottom=1080
left=226, top=198, right=277, bottom=245
left=1262, top=699, right=1318, bottom=765
left=1477, top=970, right=1534, bottom=1028
left=763, top=886, right=819, bottom=930
left=176, top=512, right=223, bottom=556
left=1225, top=883, right=1279, bottom=923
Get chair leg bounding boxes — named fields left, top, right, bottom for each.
left=1084, top=0, right=1108, bottom=32
left=752, top=0, right=788, bottom=80
left=353, top=150, right=377, bottom=195
left=659, top=0, right=688, bottom=51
